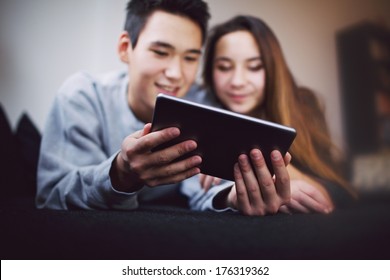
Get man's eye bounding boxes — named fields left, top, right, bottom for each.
left=152, top=50, right=168, bottom=57
left=184, top=56, right=199, bottom=62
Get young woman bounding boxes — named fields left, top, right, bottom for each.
left=183, top=15, right=356, bottom=216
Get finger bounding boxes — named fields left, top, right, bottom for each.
left=146, top=166, right=201, bottom=187
left=238, top=153, right=264, bottom=209
left=136, top=127, right=181, bottom=153
left=297, top=195, right=331, bottom=214
left=202, top=175, right=215, bottom=192
left=148, top=139, right=198, bottom=167
left=143, top=123, right=152, bottom=135
left=299, top=182, right=334, bottom=213
left=213, top=177, right=222, bottom=185
left=203, top=176, right=222, bottom=192
left=129, top=125, right=149, bottom=140
left=284, top=152, right=292, bottom=166
left=271, top=150, right=291, bottom=202
left=249, top=149, right=278, bottom=209
left=152, top=155, right=202, bottom=179
left=279, top=205, right=292, bottom=214
left=233, top=163, right=252, bottom=215
left=297, top=180, right=333, bottom=207
left=199, top=174, right=206, bottom=187
left=287, top=198, right=311, bottom=213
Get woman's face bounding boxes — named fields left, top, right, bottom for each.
left=212, top=30, right=265, bottom=117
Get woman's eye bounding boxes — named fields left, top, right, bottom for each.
left=249, top=64, right=264, bottom=72
left=216, top=65, right=232, bottom=72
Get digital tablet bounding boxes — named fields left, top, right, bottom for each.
left=151, top=93, right=297, bottom=181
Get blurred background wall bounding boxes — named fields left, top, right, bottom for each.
left=1, top=0, right=390, bottom=152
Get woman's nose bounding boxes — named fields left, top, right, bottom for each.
left=230, top=67, right=246, bottom=87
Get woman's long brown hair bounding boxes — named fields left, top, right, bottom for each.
left=203, top=15, right=356, bottom=197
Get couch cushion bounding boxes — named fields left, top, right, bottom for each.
left=15, top=113, right=41, bottom=197
left=0, top=104, right=24, bottom=197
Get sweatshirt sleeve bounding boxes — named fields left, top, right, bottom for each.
left=180, top=175, right=237, bottom=212
left=36, top=74, right=138, bottom=210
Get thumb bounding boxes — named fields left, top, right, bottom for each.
left=142, top=123, right=152, bottom=136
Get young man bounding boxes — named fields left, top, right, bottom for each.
left=36, top=0, right=210, bottom=210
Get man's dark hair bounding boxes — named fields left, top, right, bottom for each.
left=125, top=0, right=210, bottom=48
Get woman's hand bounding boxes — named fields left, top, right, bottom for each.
left=279, top=166, right=334, bottom=214
left=199, top=174, right=222, bottom=192
left=226, top=149, right=291, bottom=216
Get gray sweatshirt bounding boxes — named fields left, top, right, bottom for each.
left=36, top=70, right=233, bottom=211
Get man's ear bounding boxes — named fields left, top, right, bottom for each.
left=118, top=31, right=132, bottom=64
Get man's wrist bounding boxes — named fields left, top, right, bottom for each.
left=109, top=153, right=144, bottom=193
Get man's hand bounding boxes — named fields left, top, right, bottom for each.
left=111, top=123, right=202, bottom=192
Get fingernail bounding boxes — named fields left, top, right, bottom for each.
left=271, top=150, right=281, bottom=160
left=186, top=141, right=197, bottom=150
left=238, top=154, right=247, bottom=164
left=192, top=156, right=202, bottom=165
left=251, top=149, right=261, bottom=160
left=167, top=128, right=180, bottom=138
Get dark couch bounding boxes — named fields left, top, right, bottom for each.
left=2, top=195, right=390, bottom=260
left=1, top=104, right=390, bottom=260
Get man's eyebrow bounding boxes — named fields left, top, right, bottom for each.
left=150, top=41, right=202, bottom=54
left=187, top=49, right=202, bottom=55
left=150, top=41, right=174, bottom=49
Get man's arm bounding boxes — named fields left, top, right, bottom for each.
left=36, top=91, right=139, bottom=210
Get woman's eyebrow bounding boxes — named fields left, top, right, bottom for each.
left=247, top=56, right=262, bottom=62
left=214, top=56, right=232, bottom=62
left=215, top=56, right=262, bottom=62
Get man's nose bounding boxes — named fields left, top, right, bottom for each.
left=165, top=56, right=183, bottom=80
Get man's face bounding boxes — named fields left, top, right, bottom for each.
left=123, top=10, right=202, bottom=123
